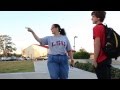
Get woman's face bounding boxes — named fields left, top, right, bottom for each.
left=51, top=25, right=59, bottom=34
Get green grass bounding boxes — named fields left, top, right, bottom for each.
left=0, top=60, right=35, bottom=73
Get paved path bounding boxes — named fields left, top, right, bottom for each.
left=34, top=60, right=97, bottom=79
left=0, top=60, right=97, bottom=79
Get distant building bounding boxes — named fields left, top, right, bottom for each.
left=22, top=44, right=48, bottom=59
left=22, top=44, right=76, bottom=60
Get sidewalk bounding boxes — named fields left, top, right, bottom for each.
left=0, top=60, right=97, bottom=79
left=35, top=60, right=97, bottom=79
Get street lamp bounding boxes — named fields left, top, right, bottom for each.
left=73, top=36, right=78, bottom=51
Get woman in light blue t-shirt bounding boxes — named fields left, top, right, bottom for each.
left=26, top=24, right=74, bottom=79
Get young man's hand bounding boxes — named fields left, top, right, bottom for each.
left=93, top=60, right=97, bottom=68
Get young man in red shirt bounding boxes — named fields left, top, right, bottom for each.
left=91, top=11, right=112, bottom=79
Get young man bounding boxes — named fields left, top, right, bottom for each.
left=91, top=11, right=112, bottom=79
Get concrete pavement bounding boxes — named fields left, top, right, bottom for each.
left=0, top=60, right=97, bottom=79
left=34, top=60, right=97, bottom=79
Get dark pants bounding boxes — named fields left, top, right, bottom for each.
left=95, top=58, right=112, bottom=79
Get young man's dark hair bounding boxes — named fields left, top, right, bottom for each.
left=91, top=11, right=106, bottom=22
left=91, top=11, right=112, bottom=79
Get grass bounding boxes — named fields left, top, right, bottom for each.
left=0, top=60, right=35, bottom=73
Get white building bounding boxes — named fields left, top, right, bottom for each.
left=22, top=44, right=48, bottom=59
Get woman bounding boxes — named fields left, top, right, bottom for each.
left=26, top=24, right=74, bottom=79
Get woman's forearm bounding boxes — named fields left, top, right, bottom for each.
left=67, top=50, right=73, bottom=60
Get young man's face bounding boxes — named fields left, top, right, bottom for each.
left=91, top=15, right=100, bottom=24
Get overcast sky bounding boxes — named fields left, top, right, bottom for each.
left=0, top=11, right=119, bottom=53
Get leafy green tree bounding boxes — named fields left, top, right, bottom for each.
left=0, top=35, right=16, bottom=56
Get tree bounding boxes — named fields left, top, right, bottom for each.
left=0, top=35, right=16, bottom=56
left=79, top=48, right=86, bottom=52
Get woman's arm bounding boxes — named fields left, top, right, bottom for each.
left=67, top=50, right=74, bottom=66
left=26, top=27, right=41, bottom=42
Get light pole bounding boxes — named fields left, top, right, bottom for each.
left=73, top=36, right=78, bottom=51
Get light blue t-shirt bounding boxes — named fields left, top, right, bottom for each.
left=39, top=35, right=72, bottom=55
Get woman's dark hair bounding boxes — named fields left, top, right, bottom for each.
left=91, top=11, right=106, bottom=22
left=53, top=24, right=66, bottom=36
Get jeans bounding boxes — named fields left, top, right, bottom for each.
left=47, top=54, right=69, bottom=79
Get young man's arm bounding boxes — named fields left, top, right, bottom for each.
left=94, top=37, right=101, bottom=67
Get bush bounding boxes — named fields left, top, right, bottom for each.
left=74, top=61, right=120, bottom=79
left=73, top=52, right=81, bottom=59
left=74, top=61, right=95, bottom=73
left=79, top=52, right=90, bottom=59
left=73, top=48, right=90, bottom=59
left=111, top=67, right=120, bottom=79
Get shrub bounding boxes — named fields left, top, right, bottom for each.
left=74, top=61, right=95, bottom=72
left=111, top=67, right=120, bottom=79
left=73, top=48, right=90, bottom=59
left=73, top=52, right=81, bottom=59
left=74, top=62, right=120, bottom=79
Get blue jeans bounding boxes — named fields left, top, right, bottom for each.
left=47, top=54, right=69, bottom=79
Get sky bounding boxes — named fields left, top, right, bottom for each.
left=0, top=11, right=120, bottom=54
